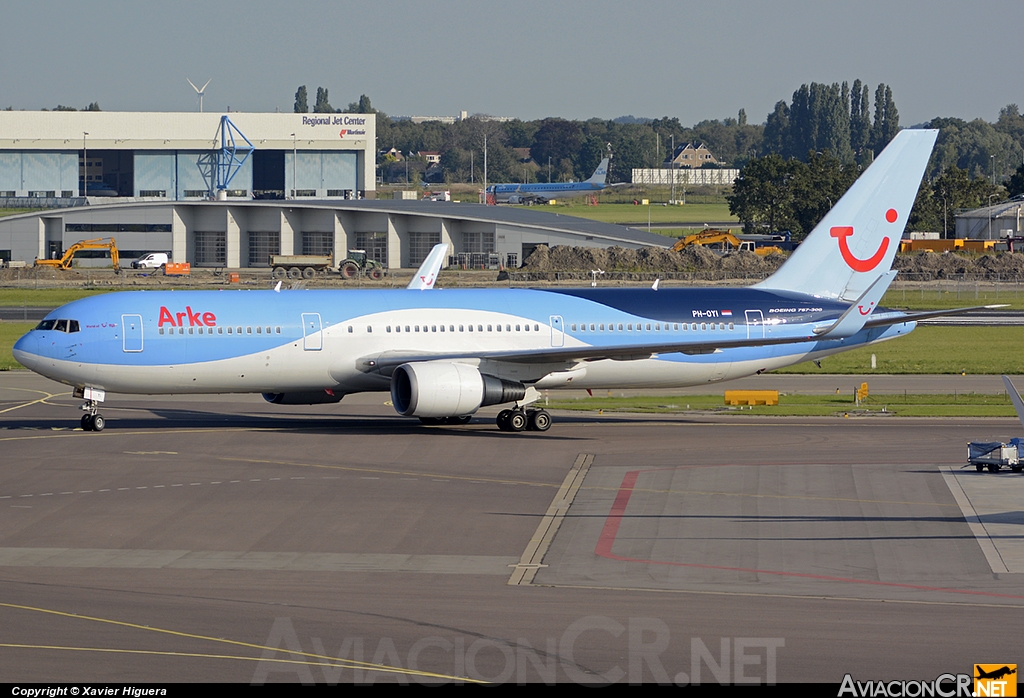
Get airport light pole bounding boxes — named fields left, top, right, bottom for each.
left=82, top=132, right=88, bottom=197
left=290, top=133, right=296, bottom=199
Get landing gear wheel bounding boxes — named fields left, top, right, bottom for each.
left=81, top=414, right=93, bottom=431
left=496, top=409, right=512, bottom=431
left=445, top=415, right=472, bottom=425
left=507, top=410, right=527, bottom=432
left=287, top=267, right=302, bottom=280
left=91, top=414, right=105, bottom=432
left=527, top=409, right=551, bottom=432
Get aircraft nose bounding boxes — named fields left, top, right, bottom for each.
left=12, top=332, right=39, bottom=367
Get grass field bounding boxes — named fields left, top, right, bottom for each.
left=540, top=202, right=736, bottom=226
left=544, top=392, right=1018, bottom=418
left=0, top=322, right=31, bottom=370
left=776, top=326, right=1024, bottom=374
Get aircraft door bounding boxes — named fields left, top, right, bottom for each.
left=122, top=314, right=143, bottom=352
left=549, top=315, right=564, bottom=347
left=301, top=313, right=323, bottom=351
left=745, top=310, right=765, bottom=339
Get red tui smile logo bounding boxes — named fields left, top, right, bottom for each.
left=831, top=224, right=892, bottom=273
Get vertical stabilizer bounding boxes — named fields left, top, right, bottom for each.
left=1003, top=376, right=1024, bottom=433
left=587, top=158, right=610, bottom=185
left=754, top=129, right=937, bottom=301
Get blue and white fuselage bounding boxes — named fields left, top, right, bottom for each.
left=13, top=286, right=915, bottom=397
left=14, top=130, right=964, bottom=432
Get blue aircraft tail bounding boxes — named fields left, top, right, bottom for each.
left=754, top=129, right=938, bottom=301
left=586, top=158, right=610, bottom=185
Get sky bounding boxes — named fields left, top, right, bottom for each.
left=2, top=0, right=1021, bottom=127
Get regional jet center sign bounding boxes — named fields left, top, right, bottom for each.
left=300, top=115, right=368, bottom=138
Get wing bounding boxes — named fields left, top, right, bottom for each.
left=356, top=304, right=1003, bottom=375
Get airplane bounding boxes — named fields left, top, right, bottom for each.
left=14, top=129, right=990, bottom=434
left=486, top=157, right=615, bottom=204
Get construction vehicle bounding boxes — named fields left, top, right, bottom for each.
left=338, top=250, right=386, bottom=280
left=34, top=237, right=121, bottom=271
left=270, top=254, right=334, bottom=280
left=671, top=229, right=785, bottom=256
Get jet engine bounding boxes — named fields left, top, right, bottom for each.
left=262, top=391, right=344, bottom=405
left=390, top=362, right=526, bottom=418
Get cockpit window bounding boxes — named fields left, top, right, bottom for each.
left=34, top=319, right=80, bottom=333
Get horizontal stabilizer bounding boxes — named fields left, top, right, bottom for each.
left=814, top=270, right=896, bottom=338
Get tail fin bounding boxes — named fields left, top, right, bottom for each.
left=1003, top=376, right=1024, bottom=433
left=754, top=129, right=937, bottom=301
left=587, top=158, right=610, bottom=185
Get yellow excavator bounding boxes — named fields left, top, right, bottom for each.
left=671, top=229, right=782, bottom=256
left=35, top=237, right=121, bottom=271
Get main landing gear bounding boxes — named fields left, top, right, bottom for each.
left=496, top=407, right=551, bottom=432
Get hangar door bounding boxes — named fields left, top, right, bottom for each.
left=285, top=152, right=357, bottom=197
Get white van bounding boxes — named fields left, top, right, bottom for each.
left=132, top=253, right=169, bottom=269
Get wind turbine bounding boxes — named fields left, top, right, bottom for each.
left=186, top=78, right=211, bottom=112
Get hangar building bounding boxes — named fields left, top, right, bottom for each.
left=0, top=111, right=375, bottom=202
left=0, top=200, right=671, bottom=269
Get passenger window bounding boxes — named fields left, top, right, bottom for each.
left=487, top=325, right=492, bottom=332
left=516, top=325, right=521, bottom=331
left=159, top=328, right=164, bottom=335
left=405, top=326, right=410, bottom=333
left=347, top=326, right=352, bottom=333
left=236, top=327, right=242, bottom=334
left=189, top=327, right=195, bottom=335
left=367, top=326, right=373, bottom=333
left=386, top=326, right=392, bottom=333
left=691, top=323, right=697, bottom=331
left=432, top=325, right=437, bottom=332
left=179, top=327, right=185, bottom=335
left=256, top=327, right=262, bottom=334
left=478, top=325, right=483, bottom=332
left=534, top=324, right=539, bottom=331
left=728, top=322, right=734, bottom=330
left=266, top=327, right=271, bottom=334
left=599, top=324, right=605, bottom=331
left=276, top=327, right=281, bottom=333
left=468, top=325, right=473, bottom=332
left=415, top=326, right=420, bottom=332
left=218, top=327, right=224, bottom=334
left=618, top=324, right=623, bottom=331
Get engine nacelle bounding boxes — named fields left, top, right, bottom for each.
left=262, top=391, right=344, bottom=405
left=508, top=195, right=524, bottom=205
left=390, top=362, right=526, bottom=418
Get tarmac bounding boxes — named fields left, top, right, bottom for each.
left=0, top=370, right=1022, bottom=684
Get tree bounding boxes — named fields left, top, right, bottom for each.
left=529, top=119, right=583, bottom=177
left=870, top=84, right=899, bottom=156
left=313, top=87, right=333, bottom=113
left=293, top=86, right=308, bottom=113
left=849, top=80, right=872, bottom=164
left=1007, top=163, right=1024, bottom=198
left=728, top=154, right=801, bottom=236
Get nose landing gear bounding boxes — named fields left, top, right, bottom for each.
left=74, top=386, right=106, bottom=432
